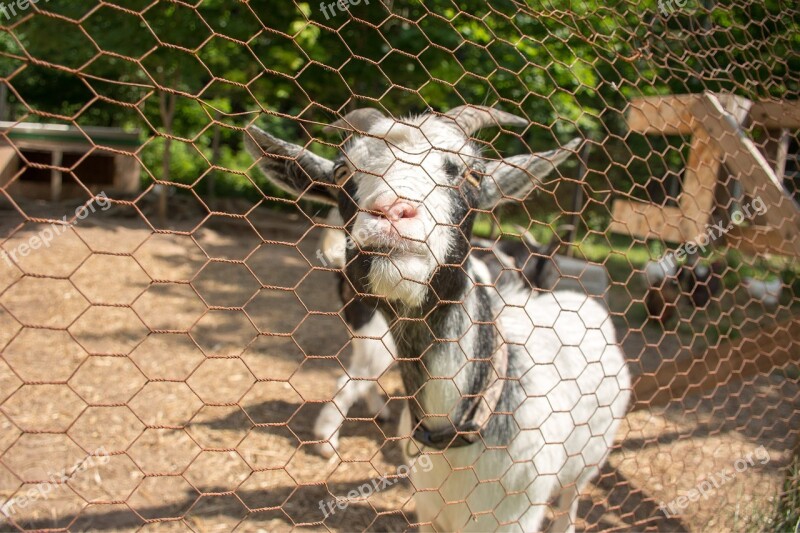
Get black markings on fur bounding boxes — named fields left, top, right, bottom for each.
left=338, top=178, right=360, bottom=233
left=443, top=156, right=484, bottom=208
left=483, top=347, right=523, bottom=446
left=495, top=239, right=551, bottom=289
left=344, top=251, right=372, bottom=292
left=462, top=285, right=495, bottom=403
left=338, top=274, right=378, bottom=330
left=443, top=158, right=461, bottom=179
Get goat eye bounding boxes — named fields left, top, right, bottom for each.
left=463, top=168, right=481, bottom=188
left=333, top=164, right=351, bottom=185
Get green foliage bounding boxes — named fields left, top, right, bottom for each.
left=0, top=0, right=796, bottom=217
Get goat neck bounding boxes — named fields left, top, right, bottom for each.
left=378, top=256, right=521, bottom=448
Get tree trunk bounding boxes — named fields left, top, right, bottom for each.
left=0, top=82, right=9, bottom=121
left=208, top=111, right=222, bottom=211
left=158, top=91, right=177, bottom=226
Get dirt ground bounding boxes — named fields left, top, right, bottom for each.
left=0, top=200, right=797, bottom=532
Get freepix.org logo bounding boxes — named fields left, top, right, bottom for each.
left=319, top=0, right=370, bottom=20
left=0, top=0, right=49, bottom=21
left=0, top=192, right=112, bottom=268
left=318, top=454, right=433, bottom=518
left=0, top=447, right=110, bottom=525
left=659, top=446, right=770, bottom=517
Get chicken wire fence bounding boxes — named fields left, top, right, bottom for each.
left=0, top=0, right=798, bottom=531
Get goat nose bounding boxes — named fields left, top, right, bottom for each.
left=373, top=201, right=418, bottom=222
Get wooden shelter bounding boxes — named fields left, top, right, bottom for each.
left=613, top=92, right=800, bottom=408
left=0, top=122, right=141, bottom=202
left=611, top=92, right=800, bottom=258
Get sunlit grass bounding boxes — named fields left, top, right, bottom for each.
left=751, top=452, right=800, bottom=533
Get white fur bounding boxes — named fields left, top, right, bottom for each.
left=313, top=311, right=395, bottom=458
left=248, top=112, right=629, bottom=531
left=319, top=211, right=347, bottom=268
left=402, top=287, right=630, bottom=532
left=645, top=258, right=678, bottom=285
left=743, top=276, right=783, bottom=308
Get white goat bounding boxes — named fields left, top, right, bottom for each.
left=246, top=105, right=631, bottom=532
left=312, top=215, right=570, bottom=459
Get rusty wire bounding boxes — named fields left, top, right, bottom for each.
left=0, top=0, right=798, bottom=531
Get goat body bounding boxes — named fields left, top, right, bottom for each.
left=391, top=264, right=628, bottom=531
left=246, top=105, right=631, bottom=531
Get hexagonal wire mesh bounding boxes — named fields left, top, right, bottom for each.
left=0, top=0, right=798, bottom=531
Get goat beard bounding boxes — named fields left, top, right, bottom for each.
left=349, top=251, right=434, bottom=308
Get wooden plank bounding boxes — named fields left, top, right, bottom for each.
left=626, top=93, right=748, bottom=134
left=50, top=149, right=63, bottom=203
left=0, top=121, right=140, bottom=149
left=691, top=92, right=800, bottom=258
left=750, top=100, right=800, bottom=130
left=0, top=145, right=19, bottom=187
left=628, top=95, right=800, bottom=134
left=631, top=313, right=800, bottom=411
left=609, top=200, right=688, bottom=242
left=762, top=128, right=791, bottom=179
left=627, top=94, right=699, bottom=135
left=679, top=98, right=751, bottom=237
left=725, top=224, right=798, bottom=257
left=678, top=128, right=724, bottom=237
left=113, top=154, right=141, bottom=194
left=624, top=94, right=751, bottom=241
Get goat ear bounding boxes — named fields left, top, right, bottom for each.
left=244, top=125, right=337, bottom=205
left=478, top=138, right=581, bottom=209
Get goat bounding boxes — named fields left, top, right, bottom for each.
left=245, top=105, right=631, bottom=532
left=312, top=216, right=570, bottom=459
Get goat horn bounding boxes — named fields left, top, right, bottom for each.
left=445, top=105, right=529, bottom=136
left=323, top=108, right=387, bottom=134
